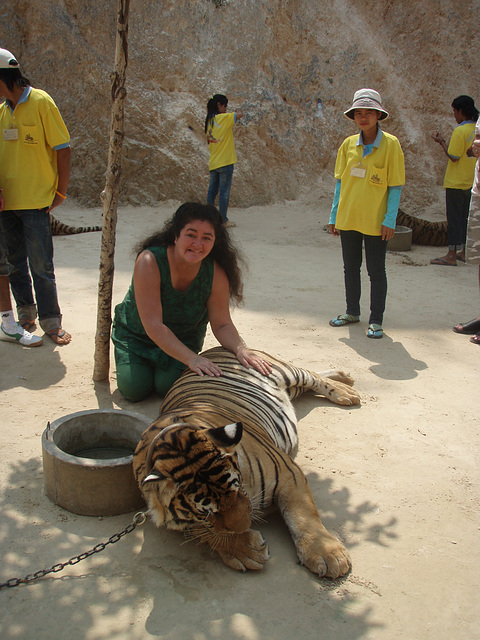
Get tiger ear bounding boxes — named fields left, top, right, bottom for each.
left=210, top=422, right=243, bottom=448
left=142, top=470, right=166, bottom=486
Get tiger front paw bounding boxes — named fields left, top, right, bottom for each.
left=296, top=533, right=352, bottom=579
left=214, top=529, right=270, bottom=572
left=329, top=380, right=361, bottom=406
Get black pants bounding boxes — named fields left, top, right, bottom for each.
left=446, top=188, right=471, bottom=248
left=340, top=230, right=388, bottom=325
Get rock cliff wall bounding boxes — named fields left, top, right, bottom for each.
left=1, top=0, right=478, bottom=213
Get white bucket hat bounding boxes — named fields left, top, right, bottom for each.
left=344, top=88, right=389, bottom=121
left=0, top=48, right=19, bottom=69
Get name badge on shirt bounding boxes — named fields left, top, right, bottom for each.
left=351, top=166, right=366, bottom=178
left=3, top=128, right=19, bottom=141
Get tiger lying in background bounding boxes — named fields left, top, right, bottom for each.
left=133, top=347, right=361, bottom=579
left=396, top=209, right=447, bottom=246
left=49, top=213, right=102, bottom=236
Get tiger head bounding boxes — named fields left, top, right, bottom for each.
left=135, top=421, right=252, bottom=539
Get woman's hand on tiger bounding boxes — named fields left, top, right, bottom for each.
left=236, top=346, right=272, bottom=376
left=188, top=355, right=223, bottom=377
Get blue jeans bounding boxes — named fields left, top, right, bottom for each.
left=0, top=209, right=62, bottom=332
left=207, top=164, right=234, bottom=222
left=340, top=230, right=388, bottom=325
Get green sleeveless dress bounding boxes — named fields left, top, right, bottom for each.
left=112, top=245, right=214, bottom=369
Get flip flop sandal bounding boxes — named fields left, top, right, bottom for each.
left=20, top=320, right=37, bottom=333
left=430, top=257, right=457, bottom=266
left=470, top=334, right=480, bottom=346
left=367, top=323, right=383, bottom=339
left=329, top=314, right=360, bottom=327
left=452, top=318, right=480, bottom=335
left=46, top=328, right=71, bottom=345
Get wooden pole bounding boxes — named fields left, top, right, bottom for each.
left=93, top=0, right=130, bottom=381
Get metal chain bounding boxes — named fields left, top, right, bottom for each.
left=0, top=511, right=148, bottom=589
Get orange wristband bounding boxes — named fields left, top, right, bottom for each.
left=56, top=190, right=67, bottom=200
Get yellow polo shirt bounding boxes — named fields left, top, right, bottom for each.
left=443, top=122, right=476, bottom=190
left=207, top=112, right=237, bottom=171
left=0, top=87, right=70, bottom=210
left=334, top=130, right=405, bottom=236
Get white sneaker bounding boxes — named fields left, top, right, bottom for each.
left=0, top=324, right=43, bottom=347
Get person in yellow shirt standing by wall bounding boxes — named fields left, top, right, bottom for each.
left=430, top=95, right=478, bottom=266
left=0, top=47, right=71, bottom=345
left=328, top=89, right=405, bottom=340
left=205, top=94, right=242, bottom=228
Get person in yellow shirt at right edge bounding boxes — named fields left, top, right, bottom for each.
left=430, top=95, right=478, bottom=266
left=328, top=88, right=405, bottom=340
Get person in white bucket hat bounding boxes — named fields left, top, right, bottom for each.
left=344, top=88, right=389, bottom=121
left=328, top=88, right=405, bottom=339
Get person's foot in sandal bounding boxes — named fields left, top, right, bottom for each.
left=20, top=320, right=37, bottom=333
left=367, top=323, right=383, bottom=339
left=329, top=314, right=360, bottom=327
left=453, top=317, right=480, bottom=334
left=46, top=328, right=72, bottom=345
left=470, top=333, right=480, bottom=346
left=430, top=250, right=457, bottom=266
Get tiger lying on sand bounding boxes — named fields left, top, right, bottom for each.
left=396, top=210, right=447, bottom=246
left=133, top=347, right=361, bottom=579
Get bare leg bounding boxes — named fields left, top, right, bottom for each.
left=0, top=275, right=12, bottom=310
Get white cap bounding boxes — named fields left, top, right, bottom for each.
left=0, top=48, right=19, bottom=70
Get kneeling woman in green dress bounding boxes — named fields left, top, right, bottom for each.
left=112, top=202, right=271, bottom=402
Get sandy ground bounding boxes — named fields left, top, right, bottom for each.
left=0, top=198, right=479, bottom=640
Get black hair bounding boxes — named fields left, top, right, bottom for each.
left=204, top=94, right=228, bottom=134
left=451, top=95, right=479, bottom=121
left=135, top=202, right=245, bottom=305
left=0, top=68, right=30, bottom=91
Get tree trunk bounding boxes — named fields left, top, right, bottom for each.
left=93, top=0, right=130, bottom=381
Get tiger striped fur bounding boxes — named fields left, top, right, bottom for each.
left=133, top=346, right=361, bottom=578
left=396, top=209, right=447, bottom=246
left=50, top=213, right=102, bottom=236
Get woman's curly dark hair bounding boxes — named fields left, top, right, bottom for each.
left=135, top=202, right=246, bottom=305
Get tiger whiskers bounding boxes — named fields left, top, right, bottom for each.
left=248, top=490, right=268, bottom=524
left=182, top=524, right=236, bottom=551
left=250, top=506, right=267, bottom=525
